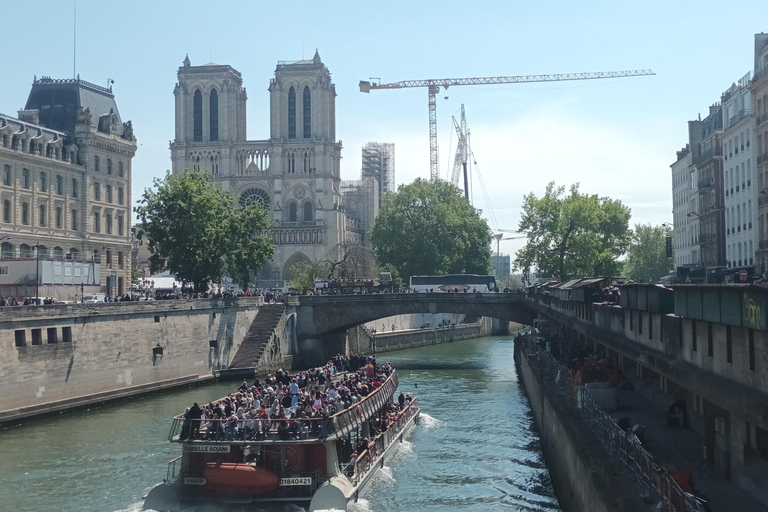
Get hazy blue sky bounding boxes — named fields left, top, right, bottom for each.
left=3, top=0, right=767, bottom=258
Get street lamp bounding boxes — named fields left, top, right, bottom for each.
left=32, top=240, right=40, bottom=302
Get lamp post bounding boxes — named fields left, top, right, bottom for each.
left=33, top=240, right=40, bottom=302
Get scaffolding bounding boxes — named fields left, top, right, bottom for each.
left=361, top=142, right=395, bottom=202
left=341, top=177, right=379, bottom=245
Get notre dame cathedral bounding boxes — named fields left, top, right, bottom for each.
left=169, top=51, right=347, bottom=288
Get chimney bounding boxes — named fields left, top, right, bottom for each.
left=17, top=109, right=40, bottom=125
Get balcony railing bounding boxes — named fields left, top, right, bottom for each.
left=697, top=177, right=713, bottom=190
left=693, top=145, right=721, bottom=166
left=699, top=233, right=717, bottom=244
left=757, top=152, right=768, bottom=165
left=273, top=220, right=325, bottom=228
left=757, top=112, right=768, bottom=127
left=728, top=109, right=751, bottom=129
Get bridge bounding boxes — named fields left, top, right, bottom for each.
left=284, top=292, right=534, bottom=365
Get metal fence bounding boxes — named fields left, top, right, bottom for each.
left=522, top=340, right=706, bottom=512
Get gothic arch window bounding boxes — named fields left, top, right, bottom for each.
left=210, top=89, right=219, bottom=142
left=288, top=87, right=296, bottom=139
left=303, top=152, right=309, bottom=174
left=238, top=188, right=270, bottom=210
left=303, top=201, right=313, bottom=222
left=303, top=86, right=311, bottom=138
left=193, top=89, right=203, bottom=142
left=53, top=246, right=64, bottom=259
left=288, top=202, right=298, bottom=222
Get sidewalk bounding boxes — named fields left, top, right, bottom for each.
left=608, top=380, right=766, bottom=512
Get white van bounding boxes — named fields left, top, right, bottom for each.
left=83, top=294, right=106, bottom=304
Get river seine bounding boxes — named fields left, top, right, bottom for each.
left=0, top=334, right=560, bottom=512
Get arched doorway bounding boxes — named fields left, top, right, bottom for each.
left=282, top=252, right=311, bottom=283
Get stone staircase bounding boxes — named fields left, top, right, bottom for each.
left=228, top=303, right=286, bottom=370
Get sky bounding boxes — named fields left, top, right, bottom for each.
left=2, top=0, right=767, bottom=265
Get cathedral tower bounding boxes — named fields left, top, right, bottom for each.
left=269, top=50, right=336, bottom=142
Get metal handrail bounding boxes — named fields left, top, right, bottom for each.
left=347, top=397, right=419, bottom=486
left=522, top=341, right=705, bottom=512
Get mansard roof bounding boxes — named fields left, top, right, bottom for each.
left=24, top=76, right=124, bottom=136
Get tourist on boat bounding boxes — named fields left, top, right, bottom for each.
left=345, top=452, right=358, bottom=478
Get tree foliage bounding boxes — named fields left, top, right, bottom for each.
left=515, top=182, right=631, bottom=281
left=135, top=170, right=274, bottom=292
left=622, top=223, right=673, bottom=283
left=287, top=242, right=378, bottom=291
left=370, top=178, right=492, bottom=281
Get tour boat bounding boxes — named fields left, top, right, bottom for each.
left=144, top=369, right=420, bottom=511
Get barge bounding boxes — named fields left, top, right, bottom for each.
left=144, top=367, right=420, bottom=511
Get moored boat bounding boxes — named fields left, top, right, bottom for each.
left=144, top=363, right=420, bottom=511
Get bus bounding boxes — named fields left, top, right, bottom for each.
left=409, top=274, right=497, bottom=293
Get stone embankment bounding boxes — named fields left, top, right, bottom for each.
left=514, top=337, right=652, bottom=512
left=0, top=298, right=267, bottom=425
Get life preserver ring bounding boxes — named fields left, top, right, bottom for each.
left=356, top=405, right=364, bottom=418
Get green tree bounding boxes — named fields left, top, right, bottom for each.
left=288, top=260, right=329, bottom=291
left=515, top=182, right=630, bottom=281
left=622, top=223, right=673, bottom=283
left=135, top=170, right=274, bottom=292
left=370, top=178, right=491, bottom=281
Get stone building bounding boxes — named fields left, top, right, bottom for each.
left=752, top=34, right=768, bottom=275
left=170, top=52, right=347, bottom=287
left=0, top=77, right=136, bottom=300
left=341, top=176, right=378, bottom=244
left=721, top=72, right=757, bottom=270
left=687, top=105, right=725, bottom=268
left=671, top=145, right=693, bottom=268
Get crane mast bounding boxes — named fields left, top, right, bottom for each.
left=451, top=104, right=468, bottom=187
left=360, top=69, right=655, bottom=181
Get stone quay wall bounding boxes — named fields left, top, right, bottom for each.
left=347, top=318, right=493, bottom=355
left=0, top=298, right=262, bottom=425
left=514, top=339, right=651, bottom=512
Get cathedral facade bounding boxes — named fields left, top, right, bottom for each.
left=170, top=52, right=346, bottom=288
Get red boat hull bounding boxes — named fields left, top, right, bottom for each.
left=203, top=463, right=280, bottom=496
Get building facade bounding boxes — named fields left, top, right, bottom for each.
left=492, top=253, right=511, bottom=280
left=687, top=105, right=725, bottom=268
left=753, top=34, right=768, bottom=274
left=0, top=77, right=136, bottom=300
left=169, top=52, right=347, bottom=287
left=341, top=176, right=378, bottom=245
left=721, top=73, right=756, bottom=270
left=671, top=145, right=693, bottom=268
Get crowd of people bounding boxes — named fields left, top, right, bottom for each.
left=178, top=354, right=406, bottom=444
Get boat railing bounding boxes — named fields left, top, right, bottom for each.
left=168, top=370, right=400, bottom=443
left=347, top=396, right=420, bottom=486
left=166, top=455, right=182, bottom=481
left=330, top=371, right=399, bottom=437
left=169, top=415, right=325, bottom=442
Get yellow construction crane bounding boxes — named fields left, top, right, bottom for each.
left=360, top=69, right=655, bottom=181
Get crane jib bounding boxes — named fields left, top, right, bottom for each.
left=366, top=70, right=655, bottom=89
left=360, top=69, right=654, bottom=182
